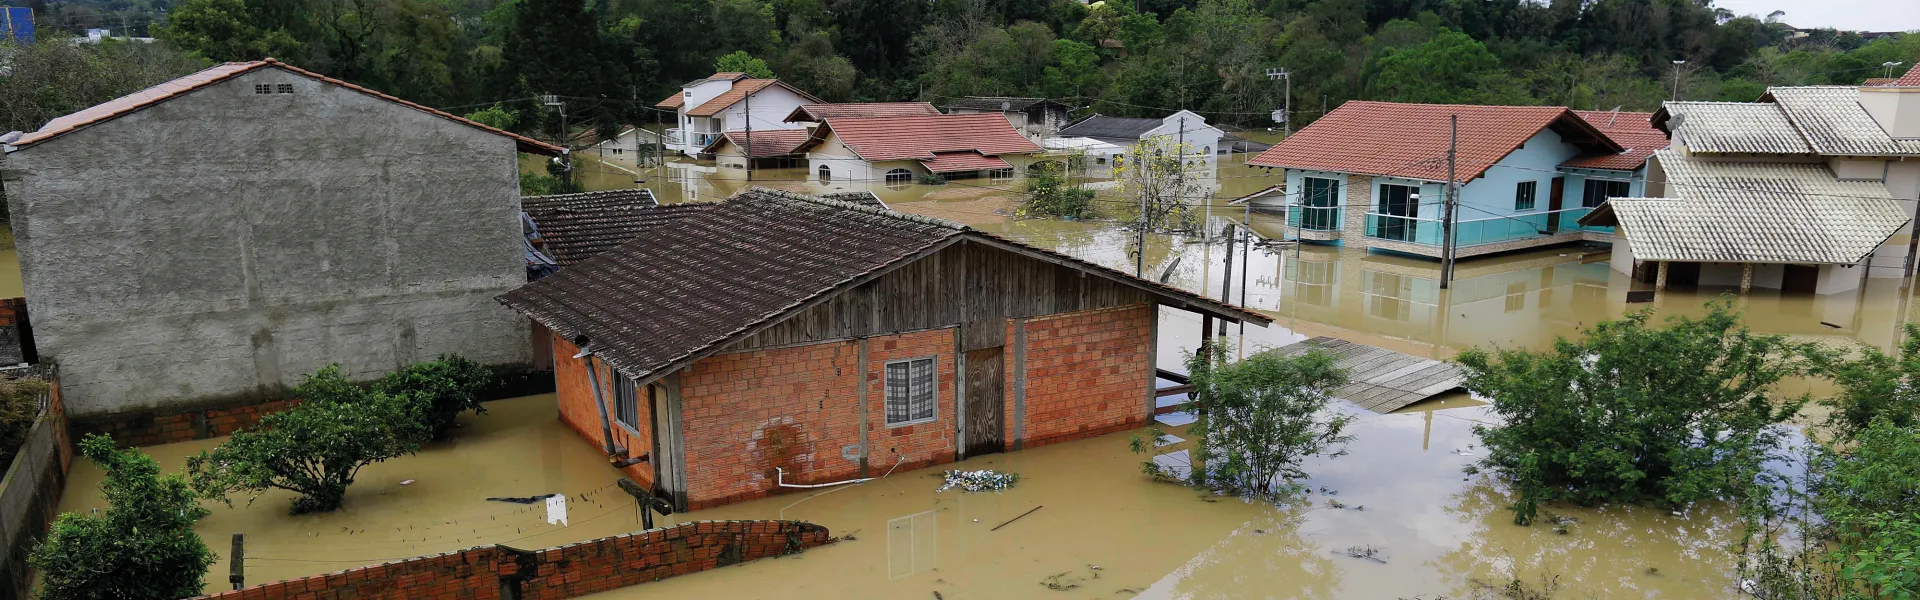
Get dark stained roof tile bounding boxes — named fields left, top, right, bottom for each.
left=522, top=189, right=717, bottom=266
left=786, top=103, right=941, bottom=121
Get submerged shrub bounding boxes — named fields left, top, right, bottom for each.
left=1170, top=342, right=1353, bottom=499
left=378, top=354, right=494, bottom=440
left=188, top=365, right=422, bottom=513
left=1822, top=322, right=1920, bottom=441
left=1017, top=162, right=1096, bottom=220
left=31, top=434, right=214, bottom=600
left=1458, top=298, right=1819, bottom=524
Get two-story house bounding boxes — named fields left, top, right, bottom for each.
left=1244, top=101, right=1662, bottom=259
left=1056, top=110, right=1225, bottom=168
left=1580, top=74, right=1920, bottom=294
left=654, top=72, right=821, bottom=156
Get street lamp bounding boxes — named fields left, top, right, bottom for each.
left=1670, top=60, right=1687, bottom=101
left=1886, top=61, right=1908, bottom=79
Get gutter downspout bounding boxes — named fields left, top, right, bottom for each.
left=573, top=341, right=622, bottom=457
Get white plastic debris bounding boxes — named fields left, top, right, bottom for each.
left=545, top=494, right=568, bottom=526
left=400, top=479, right=415, bottom=485
left=937, top=469, right=1021, bottom=493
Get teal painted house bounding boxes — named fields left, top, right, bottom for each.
left=1242, top=101, right=1665, bottom=260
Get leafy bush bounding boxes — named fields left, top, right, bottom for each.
left=1170, top=343, right=1352, bottom=499
left=0, top=375, right=50, bottom=466
left=1457, top=299, right=1818, bottom=524
left=30, top=434, right=214, bottom=600
left=188, top=366, right=423, bottom=513
left=378, top=354, right=494, bottom=440
left=1017, top=162, right=1096, bottom=219
left=1742, top=419, right=1920, bottom=600
left=1821, top=322, right=1920, bottom=440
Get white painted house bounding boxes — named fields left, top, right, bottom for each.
left=1056, top=110, right=1224, bottom=166
left=654, top=72, right=821, bottom=156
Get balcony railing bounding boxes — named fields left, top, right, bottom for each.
left=1284, top=205, right=1342, bottom=231
left=1363, top=206, right=1612, bottom=247
left=664, top=129, right=723, bottom=149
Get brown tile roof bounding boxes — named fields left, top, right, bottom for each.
left=656, top=93, right=685, bottom=109
left=814, top=114, right=1041, bottom=162
left=1864, top=77, right=1897, bottom=86
left=522, top=189, right=716, bottom=266
left=704, top=129, right=815, bottom=158
left=10, top=59, right=562, bottom=155
left=922, top=151, right=1012, bottom=173
left=1247, top=101, right=1619, bottom=181
left=1561, top=110, right=1669, bottom=171
left=685, top=79, right=824, bottom=117
left=785, top=102, right=941, bottom=122
left=1893, top=63, right=1920, bottom=86
left=499, top=188, right=1269, bottom=383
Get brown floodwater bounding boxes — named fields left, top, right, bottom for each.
left=35, top=148, right=1904, bottom=597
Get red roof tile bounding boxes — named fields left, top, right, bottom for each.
left=706, top=129, right=815, bottom=157
left=685, top=79, right=823, bottom=117
left=10, top=59, right=562, bottom=155
left=1247, top=101, right=1618, bottom=181
left=1864, top=77, right=1897, bottom=86
left=1893, top=63, right=1920, bottom=86
left=1561, top=110, right=1669, bottom=171
left=814, top=114, right=1041, bottom=162
left=656, top=93, right=684, bottom=109
left=921, top=151, right=1012, bottom=173
left=785, top=102, right=941, bottom=122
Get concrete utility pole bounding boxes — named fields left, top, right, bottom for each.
left=543, top=94, right=571, bottom=190
left=744, top=86, right=753, bottom=182
left=1267, top=68, right=1291, bottom=138
left=1670, top=60, right=1688, bottom=101
left=1440, top=115, right=1458, bottom=288
left=1219, top=223, right=1235, bottom=338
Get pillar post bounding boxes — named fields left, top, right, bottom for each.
left=1740, top=264, right=1754, bottom=295
left=1656, top=261, right=1669, bottom=291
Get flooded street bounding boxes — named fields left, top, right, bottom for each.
left=37, top=149, right=1908, bottom=598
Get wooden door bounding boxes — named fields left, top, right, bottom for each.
left=1546, top=176, right=1566, bottom=233
left=649, top=378, right=688, bottom=511
left=964, top=346, right=1006, bottom=457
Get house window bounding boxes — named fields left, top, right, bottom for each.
left=253, top=84, right=272, bottom=94
left=612, top=148, right=624, bottom=155
left=1095, top=156, right=1107, bottom=165
left=885, top=357, right=937, bottom=426
left=818, top=165, right=832, bottom=182
left=885, top=168, right=913, bottom=184
left=613, top=373, right=640, bottom=432
left=990, top=168, right=1015, bottom=181
left=1300, top=176, right=1340, bottom=230
left=1582, top=179, right=1631, bottom=208
left=274, top=83, right=294, bottom=94
left=1372, top=183, right=1420, bottom=242
left=1515, top=181, right=1537, bottom=211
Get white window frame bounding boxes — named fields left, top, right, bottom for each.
left=885, top=168, right=914, bottom=184
left=989, top=167, right=1015, bottom=181
left=884, top=356, right=938, bottom=427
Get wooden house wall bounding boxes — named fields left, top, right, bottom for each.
left=726, top=240, right=1148, bottom=352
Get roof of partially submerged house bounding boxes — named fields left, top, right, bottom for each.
left=819, top=191, right=890, bottom=210
left=1653, top=101, right=1812, bottom=154
left=522, top=189, right=716, bottom=266
left=809, top=114, right=1041, bottom=162
left=655, top=72, right=753, bottom=108
left=945, top=97, right=1065, bottom=112
left=1227, top=184, right=1287, bottom=205
left=499, top=188, right=1270, bottom=383
left=1561, top=110, right=1668, bottom=171
left=1578, top=149, right=1908, bottom=264
left=1247, top=101, right=1620, bottom=182
left=1058, top=115, right=1164, bottom=143
left=702, top=129, right=815, bottom=157
left=1759, top=86, right=1920, bottom=155
left=684, top=79, right=824, bottom=117
left=785, top=102, right=941, bottom=121
left=8, top=59, right=562, bottom=155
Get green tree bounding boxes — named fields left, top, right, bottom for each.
left=714, top=50, right=774, bottom=78
left=1823, top=323, right=1920, bottom=440
left=1458, top=299, right=1818, bottom=525
left=378, top=354, right=495, bottom=440
left=1017, top=161, right=1095, bottom=219
left=188, top=365, right=424, bottom=513
left=0, top=36, right=209, bottom=133
left=156, top=0, right=302, bottom=62
left=1165, top=344, right=1354, bottom=498
left=1112, top=135, right=1209, bottom=234
left=465, top=103, right=520, bottom=131
left=1742, top=419, right=1920, bottom=600
left=30, top=435, right=215, bottom=600
left=1368, top=31, right=1534, bottom=105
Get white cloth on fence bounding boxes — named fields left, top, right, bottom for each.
left=545, top=493, right=568, bottom=526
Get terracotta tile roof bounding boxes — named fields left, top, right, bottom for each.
left=522, top=190, right=716, bottom=266
left=1247, top=101, right=1619, bottom=181
left=1655, top=101, right=1812, bottom=154
left=1864, top=77, right=1897, bottom=86
left=9, top=59, right=562, bottom=155
left=1561, top=110, right=1669, bottom=171
left=785, top=102, right=941, bottom=121
left=705, top=129, right=815, bottom=157
left=685, top=79, right=824, bottom=117
left=656, top=93, right=684, bottom=109
left=499, top=188, right=1269, bottom=382
left=921, top=151, right=1012, bottom=173
left=814, top=114, right=1041, bottom=161
left=1583, top=149, right=1908, bottom=264
left=1894, top=63, right=1920, bottom=86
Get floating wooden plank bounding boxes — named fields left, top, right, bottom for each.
left=1283, top=337, right=1466, bottom=414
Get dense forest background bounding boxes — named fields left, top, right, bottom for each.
left=8, top=0, right=1920, bottom=138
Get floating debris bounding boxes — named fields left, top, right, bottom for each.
left=1040, top=571, right=1081, bottom=591
left=938, top=469, right=1021, bottom=493
left=1336, top=545, right=1388, bottom=564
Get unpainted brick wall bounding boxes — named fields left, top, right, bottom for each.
left=74, top=399, right=303, bottom=448
left=552, top=336, right=653, bottom=488
left=1015, top=304, right=1153, bottom=448
left=190, top=520, right=830, bottom=600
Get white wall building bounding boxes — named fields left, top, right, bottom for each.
left=654, top=72, right=821, bottom=156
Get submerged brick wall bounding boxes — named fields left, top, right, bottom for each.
left=74, top=399, right=303, bottom=448
left=192, top=520, right=829, bottom=600
left=1016, top=305, right=1153, bottom=449
left=553, top=336, right=653, bottom=488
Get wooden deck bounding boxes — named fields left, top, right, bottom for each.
left=1272, top=337, right=1465, bottom=413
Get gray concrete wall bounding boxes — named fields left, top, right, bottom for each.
left=3, top=68, right=528, bottom=417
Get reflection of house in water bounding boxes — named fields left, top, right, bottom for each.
left=887, top=511, right=938, bottom=580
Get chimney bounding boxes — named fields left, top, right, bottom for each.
left=1860, top=86, right=1920, bottom=139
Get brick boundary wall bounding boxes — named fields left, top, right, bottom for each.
left=193, top=520, right=830, bottom=600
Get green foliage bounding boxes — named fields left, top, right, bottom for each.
left=1823, top=323, right=1920, bottom=440
left=155, top=0, right=301, bottom=62
left=188, top=366, right=423, bottom=513
left=1457, top=299, right=1817, bottom=524
left=0, top=376, right=50, bottom=467
left=1368, top=31, right=1533, bottom=105
left=1742, top=419, right=1920, bottom=600
left=520, top=171, right=582, bottom=196
left=30, top=435, right=215, bottom=600
left=1113, top=136, right=1207, bottom=234
left=465, top=104, right=520, bottom=131
left=378, top=354, right=495, bottom=440
left=1180, top=343, right=1354, bottom=498
left=1017, top=161, right=1096, bottom=220
left=0, top=35, right=210, bottom=133
left=714, top=50, right=774, bottom=78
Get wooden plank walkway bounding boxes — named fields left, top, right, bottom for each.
left=1271, top=337, right=1465, bottom=413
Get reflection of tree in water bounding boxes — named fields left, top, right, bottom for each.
left=1164, top=506, right=1343, bottom=600
left=1428, top=478, right=1744, bottom=598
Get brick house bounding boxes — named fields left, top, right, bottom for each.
left=499, top=188, right=1267, bottom=511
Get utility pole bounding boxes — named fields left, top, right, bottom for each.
left=1670, top=60, right=1688, bottom=101
left=1266, top=68, right=1291, bottom=138
left=743, top=87, right=753, bottom=182
left=1440, top=115, right=1458, bottom=289
left=1219, top=223, right=1235, bottom=338
left=543, top=94, right=570, bottom=190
